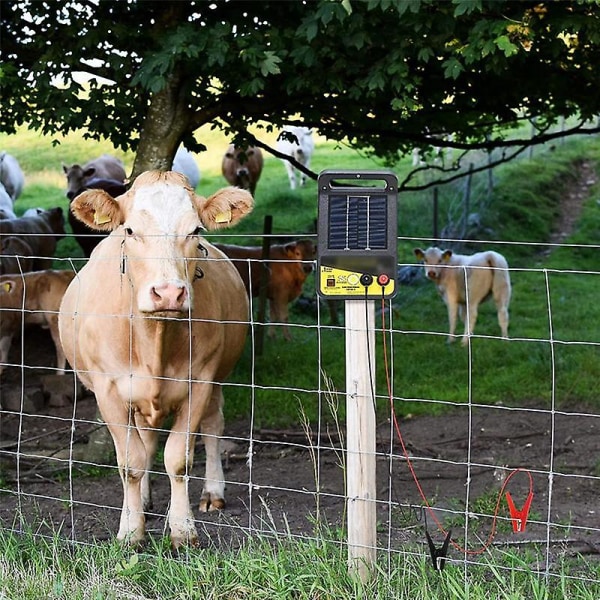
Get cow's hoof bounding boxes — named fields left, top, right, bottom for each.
left=117, top=530, right=146, bottom=547
left=171, top=533, right=199, bottom=550
left=199, top=493, right=225, bottom=512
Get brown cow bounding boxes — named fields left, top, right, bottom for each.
left=221, top=145, right=263, bottom=195
left=0, top=236, right=34, bottom=275
left=0, top=269, right=75, bottom=378
left=214, top=239, right=316, bottom=340
left=0, top=207, right=66, bottom=271
left=63, top=154, right=126, bottom=200
left=59, top=171, right=253, bottom=548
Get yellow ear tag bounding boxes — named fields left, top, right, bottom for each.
left=2, top=282, right=11, bottom=292
left=94, top=211, right=112, bottom=225
left=214, top=210, right=232, bottom=224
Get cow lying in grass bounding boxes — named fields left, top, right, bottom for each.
left=414, top=246, right=511, bottom=345
left=214, top=239, right=316, bottom=340
left=0, top=269, right=75, bottom=378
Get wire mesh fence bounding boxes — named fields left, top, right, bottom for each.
left=1, top=232, right=599, bottom=586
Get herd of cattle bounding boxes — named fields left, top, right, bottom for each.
left=0, top=132, right=512, bottom=547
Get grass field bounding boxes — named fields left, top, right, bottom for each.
left=1, top=129, right=599, bottom=425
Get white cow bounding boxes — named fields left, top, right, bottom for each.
left=172, top=146, right=201, bottom=189
left=0, top=152, right=25, bottom=201
left=276, top=126, right=314, bottom=190
left=59, top=171, right=253, bottom=548
left=0, top=183, right=17, bottom=220
left=414, top=246, right=511, bottom=345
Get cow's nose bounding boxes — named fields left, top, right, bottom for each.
left=150, top=282, right=188, bottom=311
left=67, top=191, right=75, bottom=200
left=427, top=270, right=437, bottom=279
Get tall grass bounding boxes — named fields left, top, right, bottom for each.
left=1, top=525, right=599, bottom=599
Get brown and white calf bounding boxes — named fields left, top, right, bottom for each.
left=59, top=171, right=253, bottom=548
left=414, top=246, right=511, bottom=345
left=0, top=269, right=75, bottom=377
left=214, top=239, right=316, bottom=340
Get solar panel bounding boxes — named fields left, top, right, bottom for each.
left=328, top=195, right=388, bottom=250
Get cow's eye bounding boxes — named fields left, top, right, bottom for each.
left=125, top=227, right=134, bottom=236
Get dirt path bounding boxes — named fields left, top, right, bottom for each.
left=547, top=160, right=597, bottom=246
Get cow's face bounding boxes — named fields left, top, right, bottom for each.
left=414, top=247, right=452, bottom=281
left=121, top=182, right=205, bottom=315
left=286, top=240, right=317, bottom=273
left=63, top=165, right=85, bottom=200
left=71, top=170, right=254, bottom=317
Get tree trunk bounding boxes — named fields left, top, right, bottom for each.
left=130, top=68, right=192, bottom=180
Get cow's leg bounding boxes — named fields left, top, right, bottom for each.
left=300, top=156, right=310, bottom=186
left=97, top=396, right=147, bottom=544
left=0, top=334, right=14, bottom=377
left=47, top=318, right=66, bottom=374
left=163, top=389, right=208, bottom=548
left=285, top=163, right=297, bottom=190
left=134, top=413, right=159, bottom=512
left=268, top=293, right=291, bottom=340
left=496, top=301, right=510, bottom=338
left=199, top=385, right=226, bottom=512
left=462, top=301, right=479, bottom=346
left=446, top=300, right=459, bottom=344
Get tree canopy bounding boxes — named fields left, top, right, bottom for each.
left=2, top=0, right=600, bottom=183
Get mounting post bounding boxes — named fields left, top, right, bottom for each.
left=345, top=300, right=377, bottom=581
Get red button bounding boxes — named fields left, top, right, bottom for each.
left=377, top=274, right=390, bottom=286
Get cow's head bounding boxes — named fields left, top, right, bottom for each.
left=414, top=247, right=453, bottom=281
left=64, top=164, right=98, bottom=200
left=285, top=240, right=317, bottom=273
left=71, top=170, right=254, bottom=316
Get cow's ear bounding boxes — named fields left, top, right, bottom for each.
left=1, top=280, right=15, bottom=294
left=442, top=250, right=453, bottom=262
left=284, top=242, right=298, bottom=257
left=71, top=189, right=124, bottom=231
left=414, top=248, right=425, bottom=261
left=83, top=166, right=96, bottom=178
left=196, top=186, right=254, bottom=231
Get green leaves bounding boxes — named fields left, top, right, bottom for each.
left=443, top=57, right=464, bottom=80
left=260, top=51, right=283, bottom=77
left=453, top=0, right=482, bottom=17
left=495, top=34, right=519, bottom=57
left=3, top=0, right=600, bottom=167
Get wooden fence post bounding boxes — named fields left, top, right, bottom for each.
left=345, top=299, right=377, bottom=582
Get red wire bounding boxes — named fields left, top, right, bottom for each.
left=380, top=298, right=534, bottom=556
